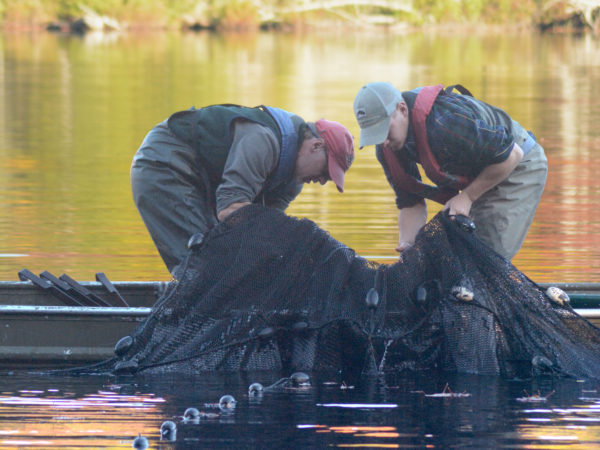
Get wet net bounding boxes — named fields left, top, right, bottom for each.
left=68, top=205, right=600, bottom=379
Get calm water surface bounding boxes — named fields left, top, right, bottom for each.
left=0, top=30, right=599, bottom=282
left=1, top=29, right=600, bottom=449
left=1, top=370, right=599, bottom=448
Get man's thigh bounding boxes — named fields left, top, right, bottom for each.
left=131, top=123, right=216, bottom=273
left=470, top=145, right=548, bottom=260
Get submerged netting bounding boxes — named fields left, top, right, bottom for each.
left=68, top=204, right=600, bottom=379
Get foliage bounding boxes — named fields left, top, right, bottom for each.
left=211, top=0, right=261, bottom=30
left=412, top=0, right=461, bottom=23
left=0, top=0, right=57, bottom=25
left=0, top=0, right=597, bottom=31
left=462, top=0, right=487, bottom=21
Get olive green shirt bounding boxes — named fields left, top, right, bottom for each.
left=216, top=120, right=303, bottom=214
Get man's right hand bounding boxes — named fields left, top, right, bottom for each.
left=217, top=202, right=251, bottom=222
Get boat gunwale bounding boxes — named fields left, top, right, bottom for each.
left=0, top=304, right=152, bottom=316
left=0, top=280, right=598, bottom=290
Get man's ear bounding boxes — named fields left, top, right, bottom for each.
left=397, top=101, right=408, bottom=116
left=311, top=137, right=325, bottom=152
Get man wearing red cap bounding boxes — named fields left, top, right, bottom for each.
left=131, top=104, right=354, bottom=275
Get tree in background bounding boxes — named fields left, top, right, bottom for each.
left=0, top=0, right=598, bottom=32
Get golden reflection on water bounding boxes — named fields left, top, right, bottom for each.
left=0, top=31, right=599, bottom=282
left=0, top=387, right=165, bottom=447
left=515, top=390, right=600, bottom=449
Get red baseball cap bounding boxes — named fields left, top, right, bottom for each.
left=315, top=119, right=355, bottom=192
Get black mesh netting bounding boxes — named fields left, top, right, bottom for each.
left=66, top=204, right=600, bottom=379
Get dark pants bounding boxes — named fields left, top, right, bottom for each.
left=130, top=120, right=217, bottom=274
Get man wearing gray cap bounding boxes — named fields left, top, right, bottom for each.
left=353, top=82, right=547, bottom=260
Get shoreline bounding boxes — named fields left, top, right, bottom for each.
left=0, top=20, right=591, bottom=36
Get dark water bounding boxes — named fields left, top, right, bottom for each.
left=0, top=30, right=599, bottom=283
left=1, top=370, right=599, bottom=448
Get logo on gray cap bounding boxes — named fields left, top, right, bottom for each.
left=353, top=82, right=404, bottom=147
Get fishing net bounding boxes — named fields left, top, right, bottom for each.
left=68, top=204, right=600, bottom=379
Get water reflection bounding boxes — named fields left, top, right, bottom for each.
left=0, top=381, right=165, bottom=447
left=0, top=31, right=599, bottom=282
left=0, top=371, right=599, bottom=448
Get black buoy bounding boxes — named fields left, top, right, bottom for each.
left=365, top=287, right=379, bottom=309
left=292, top=321, right=308, bottom=332
left=258, top=327, right=275, bottom=338
left=132, top=434, right=148, bottom=449
left=415, top=279, right=442, bottom=306
left=415, top=285, right=427, bottom=304
left=452, top=214, right=476, bottom=233
left=114, top=335, right=133, bottom=357
left=219, top=394, right=237, bottom=412
left=113, top=359, right=138, bottom=375
left=183, top=407, right=200, bottom=421
left=532, top=355, right=556, bottom=376
left=248, top=382, right=264, bottom=396
left=290, top=372, right=311, bottom=387
left=160, top=420, right=177, bottom=441
left=187, top=232, right=205, bottom=249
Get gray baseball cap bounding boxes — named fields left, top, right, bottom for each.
left=353, top=82, right=404, bottom=148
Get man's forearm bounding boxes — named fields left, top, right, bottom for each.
left=444, top=144, right=524, bottom=217
left=397, top=200, right=427, bottom=252
left=463, top=144, right=524, bottom=203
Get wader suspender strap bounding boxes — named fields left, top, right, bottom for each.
left=382, top=84, right=473, bottom=205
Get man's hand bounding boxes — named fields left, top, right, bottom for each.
left=396, top=241, right=413, bottom=252
left=217, top=202, right=251, bottom=222
left=443, top=191, right=473, bottom=217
